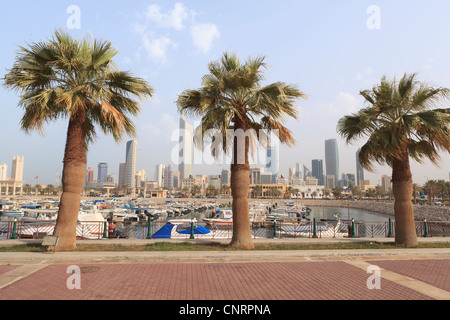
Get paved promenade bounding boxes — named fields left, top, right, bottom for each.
left=0, top=238, right=449, bottom=310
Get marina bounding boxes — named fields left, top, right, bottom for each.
left=1, top=198, right=449, bottom=240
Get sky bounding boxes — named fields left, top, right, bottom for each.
left=0, top=0, right=449, bottom=186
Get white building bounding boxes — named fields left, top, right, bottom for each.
left=179, top=115, right=194, bottom=180
left=154, top=163, right=165, bottom=187
left=0, top=164, right=7, bottom=181
left=124, top=140, right=137, bottom=188
left=292, top=185, right=324, bottom=199
left=208, top=175, right=221, bottom=189
left=11, top=156, right=24, bottom=181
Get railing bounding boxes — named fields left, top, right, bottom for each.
left=0, top=219, right=449, bottom=240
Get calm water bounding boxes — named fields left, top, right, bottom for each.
left=308, top=206, right=389, bottom=222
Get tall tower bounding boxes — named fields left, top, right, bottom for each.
left=0, top=164, right=7, bottom=181
left=265, top=145, right=279, bottom=183
left=179, top=116, right=194, bottom=180
left=154, top=163, right=166, bottom=187
left=11, top=156, right=24, bottom=181
left=312, top=159, right=324, bottom=186
left=86, top=167, right=95, bottom=183
left=97, top=163, right=108, bottom=183
left=124, top=140, right=137, bottom=188
left=356, top=148, right=365, bottom=186
left=325, top=139, right=339, bottom=187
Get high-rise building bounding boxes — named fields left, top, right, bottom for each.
left=356, top=148, right=365, bottom=186
left=325, top=139, right=339, bottom=187
left=311, top=159, right=324, bottom=186
left=154, top=163, right=165, bottom=187
left=295, top=162, right=301, bottom=178
left=163, top=164, right=173, bottom=190
left=124, top=140, right=137, bottom=188
left=118, top=163, right=126, bottom=187
left=303, top=165, right=312, bottom=180
left=250, top=167, right=262, bottom=185
left=97, top=163, right=108, bottom=183
left=135, top=170, right=146, bottom=188
left=11, top=156, right=24, bottom=181
left=346, top=173, right=356, bottom=186
left=221, top=170, right=230, bottom=185
left=326, top=175, right=335, bottom=189
left=179, top=115, right=194, bottom=180
left=288, top=167, right=296, bottom=183
left=0, top=164, right=7, bottom=181
left=381, top=175, right=391, bottom=192
left=266, top=145, right=279, bottom=183
left=86, top=167, right=95, bottom=183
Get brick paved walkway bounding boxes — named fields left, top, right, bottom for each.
left=0, top=260, right=446, bottom=301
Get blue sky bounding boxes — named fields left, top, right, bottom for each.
left=1, top=0, right=449, bottom=186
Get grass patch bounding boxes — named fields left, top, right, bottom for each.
left=0, top=241, right=449, bottom=252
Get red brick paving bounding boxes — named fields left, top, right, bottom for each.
left=0, top=265, right=19, bottom=275
left=0, top=262, right=433, bottom=300
left=368, top=259, right=450, bottom=292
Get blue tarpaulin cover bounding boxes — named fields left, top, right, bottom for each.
left=152, top=223, right=211, bottom=238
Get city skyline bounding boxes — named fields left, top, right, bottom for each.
left=1, top=1, right=449, bottom=186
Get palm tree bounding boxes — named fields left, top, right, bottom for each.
left=338, top=73, right=450, bottom=246
left=191, top=185, right=201, bottom=197
left=252, top=185, right=263, bottom=199
left=3, top=30, right=153, bottom=250
left=23, top=184, right=32, bottom=195
left=177, top=52, right=306, bottom=249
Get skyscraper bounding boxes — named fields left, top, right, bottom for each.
left=98, top=163, right=108, bottom=183
left=312, top=159, right=324, bottom=186
left=179, top=115, right=194, bottom=180
left=325, top=139, right=339, bottom=187
left=266, top=145, right=279, bottom=183
left=11, top=156, right=24, bottom=181
left=356, top=148, right=365, bottom=186
left=86, top=167, right=95, bottom=183
left=154, top=163, right=165, bottom=187
left=0, top=164, right=7, bottom=181
left=118, top=163, right=125, bottom=187
left=124, top=140, right=137, bottom=188
left=163, top=164, right=173, bottom=190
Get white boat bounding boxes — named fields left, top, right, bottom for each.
left=279, top=220, right=348, bottom=238
left=203, top=208, right=267, bottom=224
left=17, top=210, right=106, bottom=239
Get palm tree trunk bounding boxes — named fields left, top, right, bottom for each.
left=392, top=148, right=418, bottom=246
left=53, top=109, right=87, bottom=251
left=229, top=110, right=254, bottom=250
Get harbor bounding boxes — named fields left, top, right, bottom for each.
left=1, top=197, right=449, bottom=240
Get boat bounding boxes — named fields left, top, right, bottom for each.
left=279, top=220, right=348, bottom=238
left=151, top=219, right=214, bottom=239
left=0, top=201, right=25, bottom=218
left=202, top=209, right=233, bottom=223
left=15, top=210, right=106, bottom=240
left=203, top=208, right=267, bottom=224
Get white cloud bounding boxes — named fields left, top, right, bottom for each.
left=318, top=92, right=361, bottom=117
left=141, top=34, right=176, bottom=64
left=191, top=23, right=220, bottom=53
left=132, top=3, right=220, bottom=64
left=145, top=2, right=189, bottom=31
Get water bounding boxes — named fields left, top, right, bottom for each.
left=308, top=207, right=389, bottom=222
